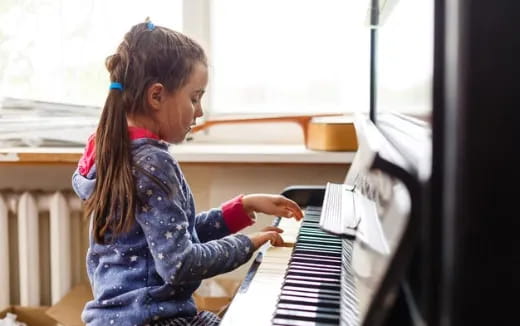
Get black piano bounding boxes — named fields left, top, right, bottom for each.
left=220, top=0, right=516, bottom=324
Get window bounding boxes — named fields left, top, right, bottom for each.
left=0, top=0, right=433, bottom=146
left=0, top=0, right=182, bottom=107
left=209, top=0, right=370, bottom=116
left=377, top=0, right=434, bottom=117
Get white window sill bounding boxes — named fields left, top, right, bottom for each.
left=170, top=143, right=355, bottom=164
left=0, top=144, right=355, bottom=164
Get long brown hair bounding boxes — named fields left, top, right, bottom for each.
left=85, top=21, right=207, bottom=244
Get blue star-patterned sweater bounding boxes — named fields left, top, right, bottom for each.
left=72, top=133, right=255, bottom=326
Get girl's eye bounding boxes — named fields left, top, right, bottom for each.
left=191, top=98, right=198, bottom=104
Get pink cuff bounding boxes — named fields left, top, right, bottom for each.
left=221, top=194, right=255, bottom=233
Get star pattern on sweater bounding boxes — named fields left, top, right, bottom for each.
left=79, top=143, right=256, bottom=326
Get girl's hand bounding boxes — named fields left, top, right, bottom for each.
left=242, top=194, right=304, bottom=221
left=248, top=226, right=285, bottom=250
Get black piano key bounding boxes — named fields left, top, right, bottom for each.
left=278, top=295, right=339, bottom=308
left=292, top=251, right=341, bottom=259
left=280, top=289, right=341, bottom=301
left=278, top=303, right=339, bottom=315
left=283, top=279, right=341, bottom=292
left=273, top=318, right=337, bottom=326
left=287, top=268, right=341, bottom=278
left=298, top=230, right=329, bottom=236
left=288, top=266, right=341, bottom=275
left=296, top=241, right=343, bottom=249
left=282, top=285, right=342, bottom=297
left=294, top=248, right=341, bottom=255
left=291, top=252, right=342, bottom=261
left=296, top=246, right=341, bottom=251
left=289, top=258, right=340, bottom=268
left=297, top=235, right=342, bottom=243
left=275, top=308, right=340, bottom=322
left=293, top=248, right=341, bottom=257
left=274, top=311, right=340, bottom=326
left=285, top=275, right=341, bottom=285
left=294, top=243, right=342, bottom=251
left=289, top=261, right=341, bottom=271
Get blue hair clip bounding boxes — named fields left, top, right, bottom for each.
left=147, top=21, right=155, bottom=31
left=109, top=82, right=123, bottom=91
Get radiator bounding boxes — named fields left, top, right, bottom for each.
left=0, top=190, right=85, bottom=307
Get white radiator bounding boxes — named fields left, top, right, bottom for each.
left=0, top=191, right=83, bottom=307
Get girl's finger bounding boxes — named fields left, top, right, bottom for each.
left=283, top=206, right=303, bottom=220
left=262, top=226, right=284, bottom=233
left=287, top=201, right=304, bottom=217
left=272, top=233, right=284, bottom=246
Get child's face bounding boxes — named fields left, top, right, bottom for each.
left=158, top=63, right=208, bottom=143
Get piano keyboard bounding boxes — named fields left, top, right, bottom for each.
left=220, top=207, right=358, bottom=326
left=272, top=206, right=358, bottom=326
left=219, top=219, right=301, bottom=326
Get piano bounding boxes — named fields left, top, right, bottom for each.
left=220, top=112, right=432, bottom=326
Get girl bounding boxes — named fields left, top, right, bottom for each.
left=72, top=21, right=303, bottom=326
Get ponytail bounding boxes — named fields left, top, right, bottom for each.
left=85, top=90, right=136, bottom=244
left=84, top=20, right=207, bottom=244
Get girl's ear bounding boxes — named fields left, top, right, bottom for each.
left=146, top=83, right=164, bottom=111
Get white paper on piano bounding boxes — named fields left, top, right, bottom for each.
left=319, top=181, right=390, bottom=255
left=319, top=182, right=358, bottom=236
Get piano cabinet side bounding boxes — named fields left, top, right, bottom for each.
left=280, top=185, right=326, bottom=207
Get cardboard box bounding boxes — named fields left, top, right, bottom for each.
left=0, top=306, right=56, bottom=326
left=45, top=283, right=93, bottom=326
left=1, top=278, right=240, bottom=325
left=193, top=278, right=240, bottom=315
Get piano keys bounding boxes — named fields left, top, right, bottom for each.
left=219, top=247, right=292, bottom=325
left=221, top=206, right=359, bottom=326
left=220, top=218, right=301, bottom=326
left=272, top=206, right=357, bottom=326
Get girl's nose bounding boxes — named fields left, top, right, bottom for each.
left=195, top=105, right=204, bottom=118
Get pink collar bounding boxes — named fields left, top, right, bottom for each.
left=78, top=126, right=160, bottom=176
left=128, top=126, right=160, bottom=140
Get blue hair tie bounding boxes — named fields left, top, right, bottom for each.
left=147, top=22, right=155, bottom=31
left=109, top=82, right=123, bottom=91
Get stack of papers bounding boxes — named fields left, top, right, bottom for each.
left=0, top=97, right=99, bottom=147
